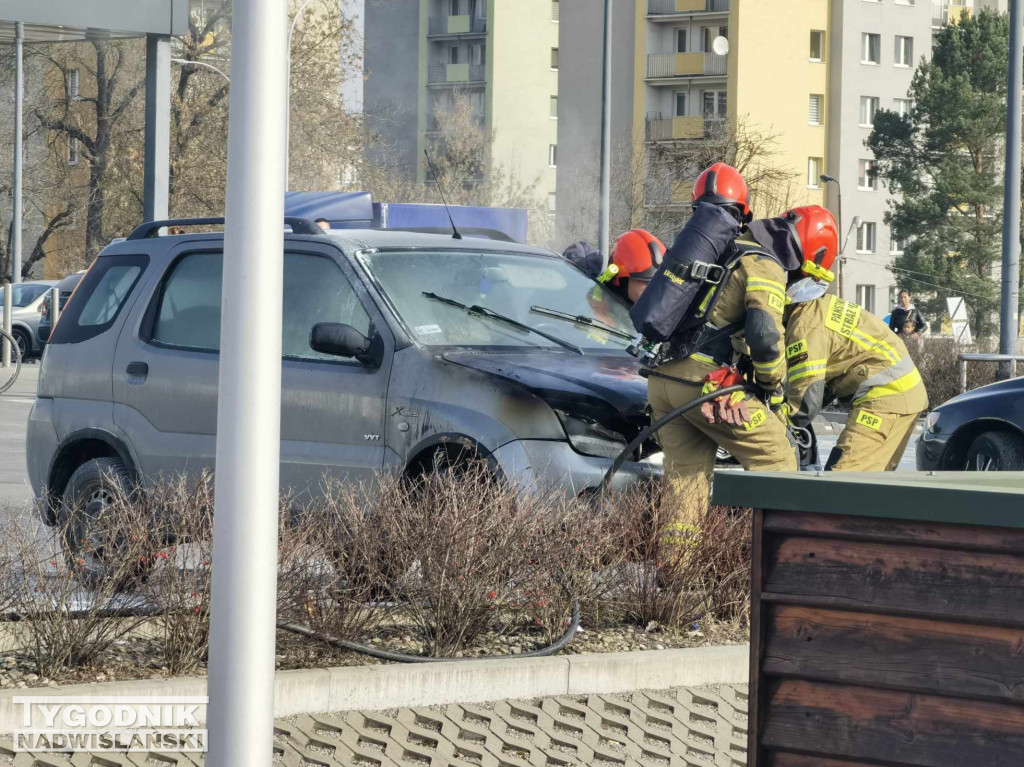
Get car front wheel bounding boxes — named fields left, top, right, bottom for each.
left=964, top=431, right=1024, bottom=472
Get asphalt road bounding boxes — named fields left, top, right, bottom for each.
left=0, top=361, right=39, bottom=509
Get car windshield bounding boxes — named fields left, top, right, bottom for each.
left=360, top=250, right=635, bottom=351
left=0, top=283, right=50, bottom=308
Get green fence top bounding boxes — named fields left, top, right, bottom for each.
left=712, top=471, right=1024, bottom=529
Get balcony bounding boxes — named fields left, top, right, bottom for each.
left=646, top=115, right=705, bottom=141
left=931, top=1, right=970, bottom=28
left=645, top=177, right=694, bottom=208
left=427, top=63, right=487, bottom=84
left=646, top=51, right=727, bottom=80
left=648, top=0, right=729, bottom=16
left=428, top=14, right=487, bottom=36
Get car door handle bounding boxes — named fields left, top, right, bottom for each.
left=126, top=361, right=149, bottom=379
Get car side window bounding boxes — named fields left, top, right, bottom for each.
left=151, top=250, right=370, bottom=361
left=49, top=256, right=148, bottom=345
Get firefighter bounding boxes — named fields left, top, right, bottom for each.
left=644, top=163, right=798, bottom=526
left=780, top=209, right=928, bottom=470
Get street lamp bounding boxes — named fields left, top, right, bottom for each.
left=170, top=57, right=231, bottom=83
left=820, top=174, right=844, bottom=298
left=285, top=0, right=320, bottom=188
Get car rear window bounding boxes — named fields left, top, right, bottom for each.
left=49, top=256, right=148, bottom=344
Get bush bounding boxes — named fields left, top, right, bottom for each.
left=909, top=336, right=1000, bottom=408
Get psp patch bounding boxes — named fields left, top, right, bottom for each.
left=743, top=409, right=768, bottom=432
left=768, top=293, right=785, bottom=313
left=786, top=340, right=808, bottom=364
left=855, top=410, right=883, bottom=431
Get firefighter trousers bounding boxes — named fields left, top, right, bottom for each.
left=825, top=407, right=919, bottom=472
left=647, top=363, right=797, bottom=526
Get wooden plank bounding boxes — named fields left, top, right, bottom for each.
left=765, top=536, right=1024, bottom=625
left=763, top=605, right=1024, bottom=703
left=762, top=679, right=1024, bottom=766
left=769, top=754, right=895, bottom=767
left=763, top=510, right=1024, bottom=554
left=749, top=509, right=766, bottom=767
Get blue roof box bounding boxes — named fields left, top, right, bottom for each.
left=284, top=191, right=373, bottom=228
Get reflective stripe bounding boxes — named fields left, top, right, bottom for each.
left=788, top=358, right=828, bottom=383
left=853, top=364, right=923, bottom=406
left=849, top=328, right=900, bottom=365
left=746, top=281, right=787, bottom=300
left=753, top=356, right=785, bottom=373
left=691, top=352, right=716, bottom=365
left=746, top=277, right=786, bottom=291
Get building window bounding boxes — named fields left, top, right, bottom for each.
left=809, top=94, right=823, bottom=125
left=857, top=221, right=877, bottom=254
left=449, top=0, right=460, bottom=15
left=860, top=96, right=880, bottom=127
left=702, top=90, right=726, bottom=118
left=674, top=92, right=687, bottom=117
left=862, top=33, right=881, bottom=65
left=676, top=28, right=688, bottom=53
left=549, top=144, right=557, bottom=167
left=810, top=30, right=825, bottom=62
left=471, top=43, right=486, bottom=66
left=894, top=98, right=913, bottom=119
left=69, top=68, right=80, bottom=100
left=550, top=47, right=559, bottom=69
left=550, top=95, right=558, bottom=119
left=891, top=233, right=906, bottom=254
left=448, top=45, right=460, bottom=65
left=552, top=0, right=559, bottom=21
left=858, top=159, right=878, bottom=190
left=547, top=193, right=557, bottom=213
left=67, top=136, right=79, bottom=166
left=895, top=35, right=914, bottom=67
left=808, top=158, right=823, bottom=188
left=856, top=285, right=876, bottom=314
left=701, top=25, right=727, bottom=53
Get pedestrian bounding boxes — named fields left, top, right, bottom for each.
left=902, top=320, right=924, bottom=356
left=784, top=271, right=929, bottom=473
left=888, top=290, right=925, bottom=335
left=637, top=163, right=797, bottom=529
left=604, top=229, right=666, bottom=305
left=561, top=241, right=604, bottom=280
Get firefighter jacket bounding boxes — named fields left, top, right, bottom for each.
left=784, top=295, right=929, bottom=428
left=666, top=235, right=788, bottom=388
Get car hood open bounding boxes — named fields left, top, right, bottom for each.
left=441, top=350, right=649, bottom=421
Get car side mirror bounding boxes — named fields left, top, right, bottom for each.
left=310, top=322, right=379, bottom=365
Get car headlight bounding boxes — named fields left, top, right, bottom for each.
left=925, top=411, right=941, bottom=433
left=555, top=410, right=629, bottom=459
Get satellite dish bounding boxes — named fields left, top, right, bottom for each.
left=712, top=36, right=730, bottom=56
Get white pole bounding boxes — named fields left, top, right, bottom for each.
left=598, top=0, right=612, bottom=265
left=1, top=285, right=11, bottom=368
left=49, top=287, right=61, bottom=330
left=12, top=21, right=24, bottom=284
left=285, top=0, right=319, bottom=189
left=205, top=0, right=287, bottom=763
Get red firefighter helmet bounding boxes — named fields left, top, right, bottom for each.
left=610, top=229, right=666, bottom=282
left=691, top=162, right=752, bottom=222
left=783, top=205, right=839, bottom=282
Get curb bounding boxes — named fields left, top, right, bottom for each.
left=0, top=644, right=749, bottom=732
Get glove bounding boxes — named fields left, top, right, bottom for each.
left=700, top=366, right=751, bottom=425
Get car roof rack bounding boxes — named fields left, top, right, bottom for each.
left=126, top=216, right=322, bottom=240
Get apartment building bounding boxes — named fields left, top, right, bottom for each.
left=363, top=0, right=559, bottom=215
left=558, top=0, right=938, bottom=317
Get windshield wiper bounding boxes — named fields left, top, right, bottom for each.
left=422, top=292, right=583, bottom=355
left=530, top=305, right=635, bottom=342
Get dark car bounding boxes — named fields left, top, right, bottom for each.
left=37, top=271, right=85, bottom=345
left=916, top=377, right=1024, bottom=471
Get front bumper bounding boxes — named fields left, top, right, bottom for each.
left=915, top=429, right=948, bottom=471
left=26, top=398, right=59, bottom=523
left=490, top=438, right=660, bottom=496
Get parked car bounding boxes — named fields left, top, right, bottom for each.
left=27, top=221, right=660, bottom=550
left=916, top=377, right=1024, bottom=471
left=36, top=271, right=86, bottom=347
left=0, top=280, right=55, bottom=358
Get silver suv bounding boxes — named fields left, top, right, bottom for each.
left=27, top=220, right=658, bottom=532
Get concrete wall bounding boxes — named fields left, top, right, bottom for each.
left=364, top=0, right=423, bottom=177
left=730, top=0, right=828, bottom=217
left=827, top=0, right=932, bottom=315
left=555, top=0, right=637, bottom=247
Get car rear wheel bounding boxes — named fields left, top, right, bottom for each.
left=964, top=431, right=1024, bottom=472
left=11, top=328, right=29, bottom=359
left=59, top=457, right=148, bottom=588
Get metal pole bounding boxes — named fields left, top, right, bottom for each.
left=999, top=0, right=1023, bottom=379
left=598, top=0, right=612, bottom=265
left=49, top=286, right=61, bottom=331
left=285, top=0, right=319, bottom=190
left=143, top=34, right=171, bottom=222
left=12, top=22, right=24, bottom=283
left=1, top=285, right=11, bottom=368
left=959, top=357, right=968, bottom=394
left=205, top=0, right=287, bottom=762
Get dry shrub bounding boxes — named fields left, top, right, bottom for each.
left=10, top=500, right=152, bottom=678
left=277, top=481, right=395, bottom=658
left=910, top=336, right=999, bottom=408
left=610, top=484, right=751, bottom=630
left=136, top=475, right=215, bottom=675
